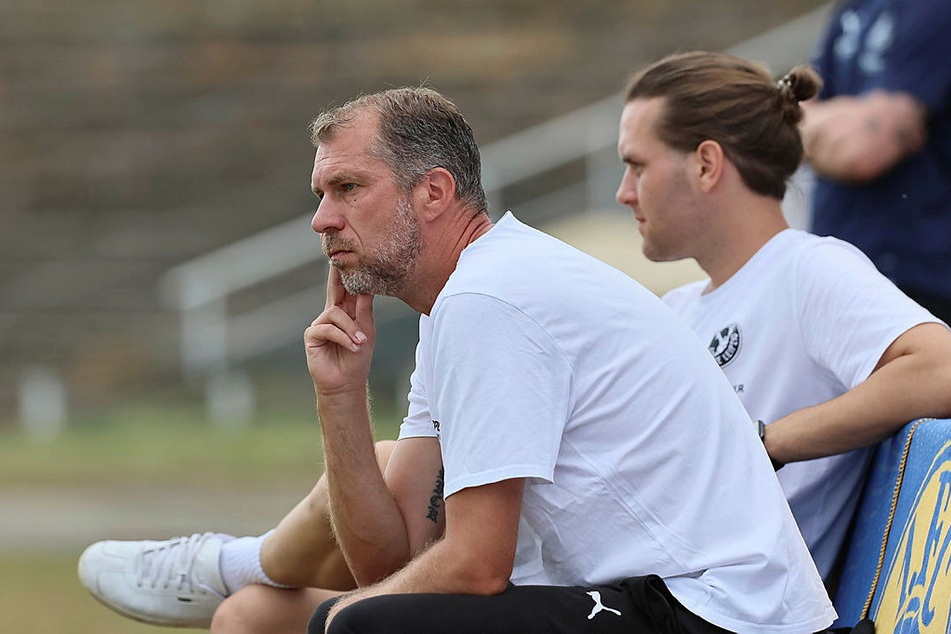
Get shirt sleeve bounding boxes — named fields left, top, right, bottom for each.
left=794, top=238, right=940, bottom=390
left=428, top=293, right=572, bottom=498
left=398, top=320, right=436, bottom=440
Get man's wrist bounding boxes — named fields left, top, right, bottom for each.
left=316, top=384, right=371, bottom=426
left=314, top=379, right=369, bottom=402
left=756, top=420, right=785, bottom=471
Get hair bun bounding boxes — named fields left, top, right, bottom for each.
left=776, top=65, right=822, bottom=125
left=777, top=65, right=822, bottom=103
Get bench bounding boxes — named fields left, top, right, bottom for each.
left=832, top=418, right=951, bottom=631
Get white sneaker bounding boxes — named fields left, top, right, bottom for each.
left=78, top=532, right=228, bottom=628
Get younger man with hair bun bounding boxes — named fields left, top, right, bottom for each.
left=618, top=51, right=951, bottom=584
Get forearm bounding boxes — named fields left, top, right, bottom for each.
left=323, top=476, right=523, bottom=631
left=326, top=517, right=514, bottom=631
left=323, top=543, right=496, bottom=632
left=349, top=536, right=507, bottom=600
left=318, top=390, right=412, bottom=585
left=801, top=92, right=926, bottom=182
left=766, top=348, right=951, bottom=463
left=801, top=100, right=880, bottom=181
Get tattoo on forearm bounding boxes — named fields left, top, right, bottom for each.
left=425, top=467, right=445, bottom=523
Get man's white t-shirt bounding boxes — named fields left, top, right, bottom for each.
left=663, top=228, right=941, bottom=579
left=399, top=213, right=835, bottom=633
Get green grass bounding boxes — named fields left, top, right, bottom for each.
left=0, top=397, right=404, bottom=633
left=0, top=553, right=205, bottom=634
left=0, top=401, right=403, bottom=488
left=0, top=417, right=323, bottom=488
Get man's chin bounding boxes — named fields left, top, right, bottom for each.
left=339, top=275, right=370, bottom=295
left=641, top=244, right=662, bottom=263
left=641, top=244, right=680, bottom=264
left=339, top=271, right=398, bottom=297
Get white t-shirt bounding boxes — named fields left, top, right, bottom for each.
left=399, top=213, right=835, bottom=633
left=663, top=228, right=941, bottom=579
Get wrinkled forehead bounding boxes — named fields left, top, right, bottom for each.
left=312, top=121, right=381, bottom=173
left=311, top=128, right=399, bottom=200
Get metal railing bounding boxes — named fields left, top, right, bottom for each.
left=158, top=3, right=833, bottom=411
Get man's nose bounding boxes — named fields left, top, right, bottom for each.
left=311, top=199, right=344, bottom=234
left=616, top=176, right=637, bottom=207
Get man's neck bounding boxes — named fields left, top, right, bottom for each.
left=402, top=210, right=494, bottom=314
left=698, top=203, right=789, bottom=293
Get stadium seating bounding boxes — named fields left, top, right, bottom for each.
left=832, top=418, right=951, bottom=631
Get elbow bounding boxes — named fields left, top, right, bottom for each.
left=451, top=551, right=513, bottom=596
left=467, top=571, right=511, bottom=596
left=478, top=560, right=514, bottom=595
left=915, top=357, right=951, bottom=421
left=936, top=370, right=951, bottom=419
left=482, top=578, right=512, bottom=596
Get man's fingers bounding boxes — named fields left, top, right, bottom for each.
left=305, top=322, right=364, bottom=353
left=324, top=265, right=362, bottom=320
left=355, top=292, right=375, bottom=335
left=325, top=266, right=346, bottom=310
left=309, top=305, right=367, bottom=350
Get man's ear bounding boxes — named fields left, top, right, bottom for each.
left=415, top=167, right=456, bottom=220
left=693, top=140, right=725, bottom=193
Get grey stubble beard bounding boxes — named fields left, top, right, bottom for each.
left=326, top=198, right=421, bottom=297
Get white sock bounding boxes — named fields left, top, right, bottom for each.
left=218, top=530, right=294, bottom=594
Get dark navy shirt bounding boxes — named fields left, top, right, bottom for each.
left=811, top=0, right=951, bottom=296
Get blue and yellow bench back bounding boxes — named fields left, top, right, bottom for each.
left=833, top=418, right=951, bottom=632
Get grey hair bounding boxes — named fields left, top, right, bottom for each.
left=309, top=87, right=487, bottom=215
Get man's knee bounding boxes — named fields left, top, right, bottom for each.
left=210, top=590, right=261, bottom=634
left=211, top=585, right=313, bottom=634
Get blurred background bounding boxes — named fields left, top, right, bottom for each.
left=1, top=0, right=829, bottom=631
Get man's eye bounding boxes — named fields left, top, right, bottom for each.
left=342, top=183, right=356, bottom=192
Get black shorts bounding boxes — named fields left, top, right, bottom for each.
left=308, top=574, right=732, bottom=633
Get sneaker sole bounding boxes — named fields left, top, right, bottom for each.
left=83, top=589, right=214, bottom=629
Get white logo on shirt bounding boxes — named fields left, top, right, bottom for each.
left=586, top=591, right=622, bottom=620
left=859, top=11, right=894, bottom=75
left=834, top=10, right=862, bottom=62
left=709, top=323, right=741, bottom=367
left=832, top=8, right=895, bottom=75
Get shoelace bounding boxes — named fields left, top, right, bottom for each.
left=136, top=532, right=224, bottom=598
